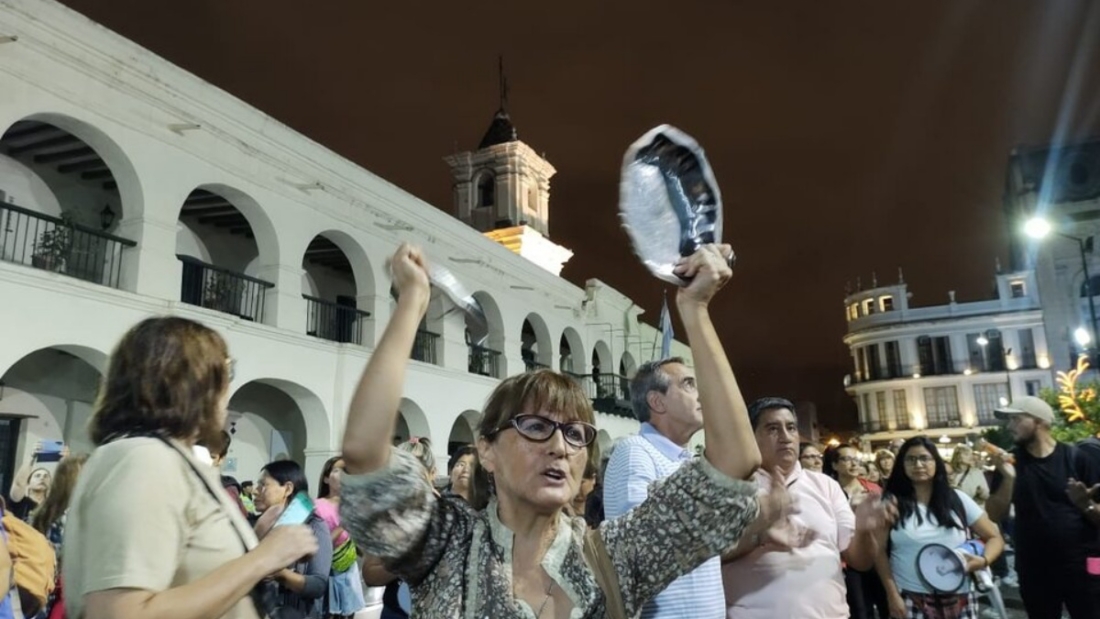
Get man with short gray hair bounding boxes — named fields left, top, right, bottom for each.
left=604, top=356, right=725, bottom=618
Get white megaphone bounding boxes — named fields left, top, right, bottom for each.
left=916, top=540, right=986, bottom=593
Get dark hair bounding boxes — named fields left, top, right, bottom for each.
left=318, top=456, right=343, bottom=499
left=822, top=444, right=859, bottom=481
left=448, top=445, right=476, bottom=474
left=261, top=460, right=309, bottom=502
left=221, top=475, right=242, bottom=494
left=241, top=480, right=254, bottom=490
left=884, top=436, right=963, bottom=531
left=628, top=357, right=685, bottom=423
left=471, top=369, right=597, bottom=510
left=798, top=442, right=821, bottom=457
left=91, top=317, right=230, bottom=446
left=747, top=397, right=797, bottom=430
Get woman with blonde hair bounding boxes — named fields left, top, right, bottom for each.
left=340, top=243, right=770, bottom=617
left=948, top=443, right=990, bottom=508
left=63, top=316, right=318, bottom=619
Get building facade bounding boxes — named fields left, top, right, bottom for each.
left=1004, top=138, right=1100, bottom=373
left=843, top=271, right=1053, bottom=447
left=0, top=0, right=692, bottom=489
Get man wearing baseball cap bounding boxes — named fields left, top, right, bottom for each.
left=985, top=395, right=1100, bottom=618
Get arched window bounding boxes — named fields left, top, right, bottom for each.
left=476, top=172, right=495, bottom=208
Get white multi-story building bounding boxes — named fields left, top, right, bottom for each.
left=843, top=271, right=1053, bottom=447
left=0, top=0, right=692, bottom=488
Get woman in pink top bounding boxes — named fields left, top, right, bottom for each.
left=316, top=457, right=366, bottom=619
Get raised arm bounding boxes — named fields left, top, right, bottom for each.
left=673, top=245, right=761, bottom=480
left=342, top=243, right=430, bottom=475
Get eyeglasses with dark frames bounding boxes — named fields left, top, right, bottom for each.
left=494, top=414, right=597, bottom=448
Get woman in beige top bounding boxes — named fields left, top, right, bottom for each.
left=63, top=317, right=318, bottom=619
left=340, top=243, right=774, bottom=618
left=948, top=444, right=990, bottom=507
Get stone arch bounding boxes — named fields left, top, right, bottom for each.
left=448, top=409, right=482, bottom=456
left=1, top=113, right=144, bottom=221
left=300, top=230, right=375, bottom=345
left=226, top=378, right=329, bottom=481
left=620, top=351, right=638, bottom=378
left=522, top=313, right=553, bottom=370
left=559, top=327, right=587, bottom=374
left=395, top=397, right=431, bottom=445
left=174, top=184, right=280, bottom=324
left=0, top=115, right=144, bottom=290
left=592, top=340, right=613, bottom=374
left=0, top=345, right=109, bottom=462
left=468, top=291, right=505, bottom=377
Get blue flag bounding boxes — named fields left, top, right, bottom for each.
left=660, top=296, right=674, bottom=358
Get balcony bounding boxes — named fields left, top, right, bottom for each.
left=468, top=344, right=502, bottom=378
left=304, top=295, right=369, bottom=345
left=0, top=201, right=135, bottom=288
left=411, top=329, right=440, bottom=364
left=524, top=359, right=551, bottom=372
left=179, top=255, right=274, bottom=322
left=566, top=372, right=634, bottom=418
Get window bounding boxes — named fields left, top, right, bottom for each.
left=849, top=303, right=859, bottom=319
left=1081, top=275, right=1100, bottom=298
left=985, top=330, right=1006, bottom=371
left=974, top=383, right=1008, bottom=424
left=862, top=393, right=872, bottom=424
left=857, top=347, right=869, bottom=382
left=863, top=299, right=875, bottom=315
left=932, top=336, right=954, bottom=374
left=917, top=336, right=934, bottom=376
left=885, top=341, right=903, bottom=378
left=881, top=296, right=895, bottom=312
left=966, top=333, right=986, bottom=372
left=1025, top=380, right=1043, bottom=396
left=876, top=391, right=890, bottom=429
left=923, top=386, right=960, bottom=428
left=893, top=390, right=910, bottom=429
left=476, top=173, right=495, bottom=208
left=1010, top=280, right=1026, bottom=298
left=867, top=345, right=883, bottom=381
left=1019, top=328, right=1037, bottom=368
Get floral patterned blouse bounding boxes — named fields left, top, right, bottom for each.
left=340, top=449, right=759, bottom=618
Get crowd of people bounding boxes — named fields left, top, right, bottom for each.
left=1, top=242, right=1098, bottom=619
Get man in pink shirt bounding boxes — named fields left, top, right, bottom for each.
left=721, top=397, right=894, bottom=619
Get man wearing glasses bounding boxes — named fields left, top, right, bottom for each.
left=604, top=357, right=726, bottom=618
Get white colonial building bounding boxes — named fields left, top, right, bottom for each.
left=0, top=0, right=692, bottom=488
left=843, top=270, right=1053, bottom=447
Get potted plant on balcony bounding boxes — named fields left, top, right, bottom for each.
left=31, top=214, right=74, bottom=273
left=203, top=271, right=240, bottom=315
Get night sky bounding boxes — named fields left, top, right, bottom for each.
left=56, top=0, right=1100, bottom=432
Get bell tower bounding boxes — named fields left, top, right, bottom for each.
left=444, top=59, right=572, bottom=275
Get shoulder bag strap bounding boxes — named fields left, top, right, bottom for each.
left=144, top=436, right=273, bottom=618
left=583, top=528, right=627, bottom=619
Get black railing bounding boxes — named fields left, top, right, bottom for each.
left=524, top=358, right=550, bottom=372
left=304, top=295, right=369, bottom=345
left=0, top=201, right=135, bottom=288
left=925, top=417, right=963, bottom=430
left=179, top=255, right=274, bottom=322
left=562, top=373, right=633, bottom=418
left=469, top=345, right=502, bottom=378
left=412, top=329, right=440, bottom=364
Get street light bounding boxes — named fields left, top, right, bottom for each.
left=1026, top=216, right=1100, bottom=364
left=1076, top=326, right=1092, bottom=347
